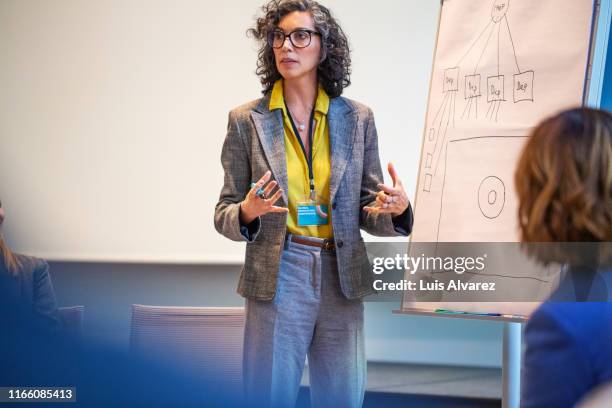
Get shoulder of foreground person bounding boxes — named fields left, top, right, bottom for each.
left=522, top=301, right=612, bottom=407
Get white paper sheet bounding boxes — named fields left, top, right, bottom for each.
left=403, top=0, right=595, bottom=316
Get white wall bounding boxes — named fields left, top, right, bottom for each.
left=0, top=0, right=439, bottom=262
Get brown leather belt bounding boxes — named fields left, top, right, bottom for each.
left=286, top=234, right=335, bottom=251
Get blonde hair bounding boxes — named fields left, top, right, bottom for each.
left=0, top=200, right=26, bottom=276
left=0, top=232, right=23, bottom=276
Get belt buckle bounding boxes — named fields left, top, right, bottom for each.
left=323, top=240, right=335, bottom=251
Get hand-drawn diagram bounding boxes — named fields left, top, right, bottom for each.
left=457, top=0, right=535, bottom=121
left=405, top=0, right=595, bottom=316
left=422, top=0, right=534, bottom=200
left=435, top=135, right=527, bottom=242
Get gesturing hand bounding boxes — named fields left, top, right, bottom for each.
left=239, top=170, right=288, bottom=224
left=363, top=163, right=410, bottom=216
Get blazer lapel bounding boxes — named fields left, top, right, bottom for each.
left=328, top=98, right=358, bottom=203
left=251, top=97, right=288, bottom=205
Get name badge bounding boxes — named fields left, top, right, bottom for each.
left=297, top=201, right=329, bottom=226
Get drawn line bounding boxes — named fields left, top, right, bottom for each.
left=431, top=91, right=450, bottom=129
left=434, top=98, right=452, bottom=177
left=432, top=94, right=451, bottom=156
left=457, top=21, right=493, bottom=66
left=504, top=15, right=521, bottom=73
left=453, top=92, right=457, bottom=127
left=436, top=95, right=449, bottom=139
left=486, top=101, right=494, bottom=119
left=497, top=21, right=501, bottom=77
left=495, top=99, right=502, bottom=122
left=467, top=95, right=474, bottom=118
left=449, top=135, right=528, bottom=143
left=430, top=270, right=551, bottom=283
left=461, top=96, right=472, bottom=119
left=435, top=144, right=449, bottom=242
left=474, top=23, right=496, bottom=75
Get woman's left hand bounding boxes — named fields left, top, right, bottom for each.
left=363, top=163, right=410, bottom=216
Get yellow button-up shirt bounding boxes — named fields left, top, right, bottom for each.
left=269, top=80, right=333, bottom=238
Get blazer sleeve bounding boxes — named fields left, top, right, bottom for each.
left=521, top=305, right=592, bottom=408
left=359, top=107, right=413, bottom=237
left=32, top=260, right=61, bottom=332
left=214, top=110, right=261, bottom=242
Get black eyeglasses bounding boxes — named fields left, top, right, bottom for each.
left=268, top=29, right=320, bottom=49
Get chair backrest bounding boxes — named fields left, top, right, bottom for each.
left=130, top=304, right=245, bottom=387
left=57, top=306, right=84, bottom=340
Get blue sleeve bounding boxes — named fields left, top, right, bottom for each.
left=521, top=305, right=593, bottom=408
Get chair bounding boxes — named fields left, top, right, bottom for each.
left=129, top=304, right=245, bottom=387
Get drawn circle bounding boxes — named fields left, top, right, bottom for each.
left=488, top=190, right=497, bottom=205
left=478, top=176, right=505, bottom=219
left=491, top=0, right=510, bottom=23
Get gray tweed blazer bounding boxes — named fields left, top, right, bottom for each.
left=0, top=254, right=60, bottom=331
left=215, top=93, right=413, bottom=300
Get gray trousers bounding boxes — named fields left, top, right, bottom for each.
left=243, top=236, right=365, bottom=408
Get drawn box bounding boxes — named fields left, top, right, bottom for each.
left=487, top=75, right=505, bottom=102
left=437, top=135, right=526, bottom=241
left=443, top=67, right=459, bottom=92
left=464, top=74, right=481, bottom=99
left=425, top=153, right=433, bottom=168
left=423, top=173, right=433, bottom=192
left=513, top=71, right=534, bottom=102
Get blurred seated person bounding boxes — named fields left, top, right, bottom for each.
left=0, top=202, right=244, bottom=405
left=0, top=198, right=59, bottom=331
left=515, top=108, right=612, bottom=408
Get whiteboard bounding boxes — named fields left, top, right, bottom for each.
left=0, top=0, right=439, bottom=263
left=402, top=0, right=599, bottom=315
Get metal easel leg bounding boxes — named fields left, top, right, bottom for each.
left=502, top=322, right=522, bottom=408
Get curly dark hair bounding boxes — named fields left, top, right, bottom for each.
left=247, top=0, right=351, bottom=98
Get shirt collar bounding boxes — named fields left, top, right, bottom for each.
left=269, top=79, right=330, bottom=115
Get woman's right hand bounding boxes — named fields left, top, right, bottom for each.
left=239, top=170, right=288, bottom=224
